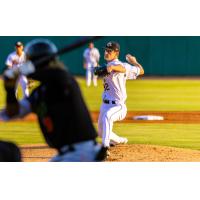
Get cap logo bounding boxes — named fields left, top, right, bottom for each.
left=107, top=42, right=112, bottom=47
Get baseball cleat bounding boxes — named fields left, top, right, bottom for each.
left=109, top=137, right=128, bottom=146
left=95, top=146, right=110, bottom=161
left=120, top=137, right=128, bottom=144
left=109, top=141, right=117, bottom=147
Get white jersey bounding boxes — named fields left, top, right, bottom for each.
left=5, top=51, right=26, bottom=69
left=83, top=47, right=100, bottom=67
left=5, top=51, right=29, bottom=97
left=102, top=59, right=140, bottom=103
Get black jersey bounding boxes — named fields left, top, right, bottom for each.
left=27, top=67, right=97, bottom=149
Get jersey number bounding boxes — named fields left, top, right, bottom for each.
left=104, top=83, right=110, bottom=91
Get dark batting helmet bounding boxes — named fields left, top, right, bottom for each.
left=24, top=38, right=58, bottom=66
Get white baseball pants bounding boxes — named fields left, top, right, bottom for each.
left=16, top=75, right=29, bottom=98
left=98, top=102, right=127, bottom=147
left=86, top=64, right=97, bottom=87
left=50, top=140, right=102, bottom=162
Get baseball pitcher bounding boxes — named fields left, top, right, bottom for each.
left=5, top=41, right=29, bottom=98
left=95, top=41, right=144, bottom=156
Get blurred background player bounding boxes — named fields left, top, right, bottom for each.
left=5, top=41, right=29, bottom=98
left=97, top=41, right=144, bottom=153
left=83, top=42, right=100, bottom=87
left=1, top=38, right=106, bottom=162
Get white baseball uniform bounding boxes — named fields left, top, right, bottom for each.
left=98, top=59, right=141, bottom=147
left=5, top=51, right=29, bottom=98
left=83, top=47, right=100, bottom=86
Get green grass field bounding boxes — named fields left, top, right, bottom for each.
left=78, top=78, right=200, bottom=111
left=1, top=77, right=200, bottom=150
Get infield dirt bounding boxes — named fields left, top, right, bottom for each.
left=12, top=111, right=200, bottom=162
left=22, top=111, right=200, bottom=124
left=20, top=144, right=200, bottom=162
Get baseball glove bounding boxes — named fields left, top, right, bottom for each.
left=94, top=65, right=109, bottom=77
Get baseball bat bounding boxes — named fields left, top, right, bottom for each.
left=4, top=36, right=103, bottom=78
left=34, top=36, right=103, bottom=66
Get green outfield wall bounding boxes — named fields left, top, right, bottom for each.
left=0, top=36, right=200, bottom=76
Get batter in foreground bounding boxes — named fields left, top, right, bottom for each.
left=1, top=39, right=106, bottom=162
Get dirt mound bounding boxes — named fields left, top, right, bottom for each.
left=6, top=110, right=200, bottom=162
left=107, top=144, right=200, bottom=162
left=20, top=144, right=200, bottom=162
left=20, top=144, right=57, bottom=162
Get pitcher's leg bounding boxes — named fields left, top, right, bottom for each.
left=93, top=73, right=98, bottom=87
left=102, top=113, right=113, bottom=147
left=108, top=104, right=128, bottom=145
left=101, top=104, right=123, bottom=147
left=19, top=76, right=29, bottom=97
left=15, top=84, right=18, bottom=98
left=98, top=111, right=103, bottom=138
left=86, top=68, right=92, bottom=87
left=98, top=104, right=107, bottom=138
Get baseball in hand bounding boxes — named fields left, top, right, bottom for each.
left=126, top=54, right=136, bottom=64
left=126, top=54, right=131, bottom=62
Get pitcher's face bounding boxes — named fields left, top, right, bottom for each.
left=104, top=49, right=119, bottom=62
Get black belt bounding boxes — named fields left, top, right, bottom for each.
left=103, top=99, right=116, bottom=104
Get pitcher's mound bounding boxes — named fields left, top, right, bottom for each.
left=106, top=144, right=200, bottom=162
left=20, top=144, right=200, bottom=162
